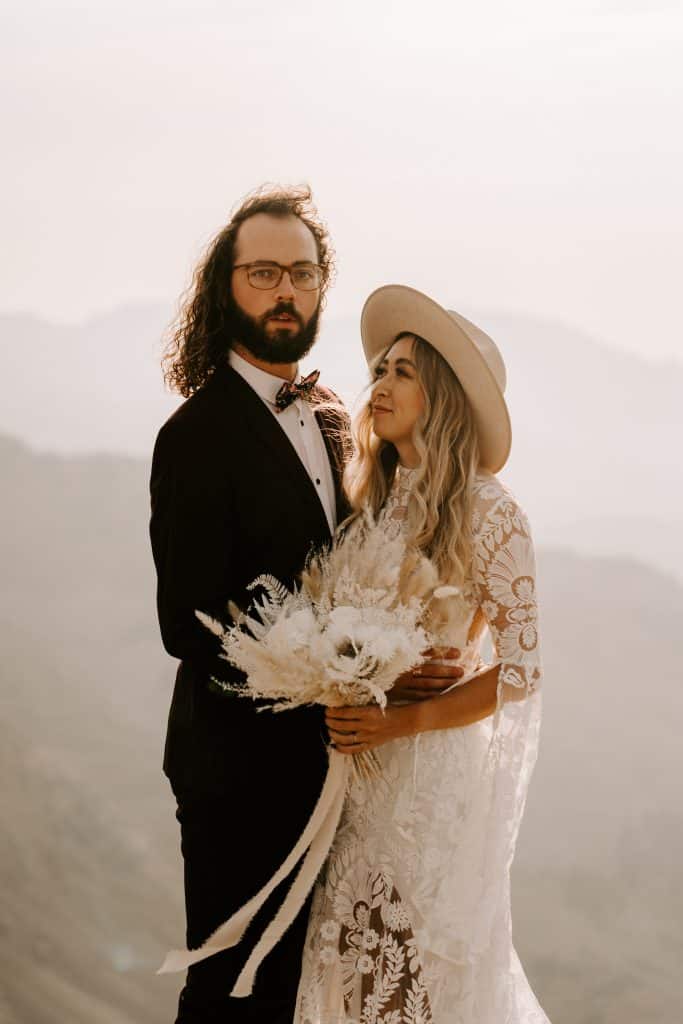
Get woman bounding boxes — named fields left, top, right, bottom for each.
left=295, top=286, right=550, bottom=1023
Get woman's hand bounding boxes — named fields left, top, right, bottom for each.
left=325, top=702, right=417, bottom=754
left=327, top=663, right=506, bottom=752
left=387, top=647, right=463, bottom=702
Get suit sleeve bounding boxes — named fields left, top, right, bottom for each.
left=149, top=420, right=237, bottom=682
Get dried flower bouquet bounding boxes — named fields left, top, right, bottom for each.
left=197, top=509, right=461, bottom=778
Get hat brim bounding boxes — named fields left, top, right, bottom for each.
left=360, top=285, right=512, bottom=473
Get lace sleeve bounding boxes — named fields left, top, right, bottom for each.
left=470, top=477, right=542, bottom=700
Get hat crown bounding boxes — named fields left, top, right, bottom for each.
left=447, top=310, right=507, bottom=394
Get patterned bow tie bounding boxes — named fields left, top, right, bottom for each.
left=275, top=369, right=321, bottom=412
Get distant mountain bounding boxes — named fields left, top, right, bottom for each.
left=1, top=437, right=681, bottom=1022
left=0, top=723, right=181, bottom=1024
left=2, top=305, right=680, bottom=582
left=0, top=306, right=178, bottom=459
left=0, top=434, right=181, bottom=1021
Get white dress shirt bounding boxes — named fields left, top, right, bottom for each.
left=228, top=349, right=337, bottom=533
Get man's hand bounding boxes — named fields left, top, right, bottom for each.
left=387, top=647, right=464, bottom=703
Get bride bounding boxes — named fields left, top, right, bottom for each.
left=295, top=286, right=550, bottom=1023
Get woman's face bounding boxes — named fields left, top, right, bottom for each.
left=370, top=335, right=426, bottom=456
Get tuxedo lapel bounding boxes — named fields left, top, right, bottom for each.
left=212, top=364, right=332, bottom=542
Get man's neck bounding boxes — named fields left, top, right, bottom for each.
left=231, top=343, right=297, bottom=382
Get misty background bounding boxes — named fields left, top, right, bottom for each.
left=2, top=1, right=682, bottom=1022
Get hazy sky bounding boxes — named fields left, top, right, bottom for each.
left=3, top=0, right=682, bottom=361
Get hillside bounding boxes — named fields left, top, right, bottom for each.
left=1, top=435, right=681, bottom=1022
left=2, top=305, right=681, bottom=584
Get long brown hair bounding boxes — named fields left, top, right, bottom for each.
left=162, top=184, right=335, bottom=397
left=343, top=334, right=480, bottom=588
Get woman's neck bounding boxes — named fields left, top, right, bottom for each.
left=394, top=441, right=421, bottom=469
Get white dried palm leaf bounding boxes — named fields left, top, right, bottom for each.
left=196, top=506, right=466, bottom=714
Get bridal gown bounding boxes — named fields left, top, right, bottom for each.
left=295, top=467, right=550, bottom=1024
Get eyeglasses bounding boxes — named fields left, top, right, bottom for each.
left=232, top=261, right=323, bottom=292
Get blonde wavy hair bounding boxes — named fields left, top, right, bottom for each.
left=343, top=333, right=481, bottom=589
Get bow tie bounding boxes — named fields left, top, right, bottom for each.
left=275, top=369, right=321, bottom=412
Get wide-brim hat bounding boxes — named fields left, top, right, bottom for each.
left=360, top=285, right=512, bottom=473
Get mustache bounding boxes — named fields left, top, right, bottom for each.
left=261, top=302, right=304, bottom=327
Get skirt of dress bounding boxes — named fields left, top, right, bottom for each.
left=295, top=711, right=550, bottom=1024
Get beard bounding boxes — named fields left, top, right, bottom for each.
left=227, top=298, right=321, bottom=364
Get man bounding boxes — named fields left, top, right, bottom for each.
left=149, top=186, right=462, bottom=1023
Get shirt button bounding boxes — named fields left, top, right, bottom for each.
left=300, top=420, right=304, bottom=426
left=315, top=478, right=321, bottom=485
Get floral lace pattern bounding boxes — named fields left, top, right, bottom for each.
left=382, top=465, right=418, bottom=535
left=296, top=471, right=549, bottom=1024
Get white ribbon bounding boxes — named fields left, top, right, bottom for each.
left=157, top=748, right=349, bottom=997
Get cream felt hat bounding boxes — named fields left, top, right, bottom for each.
left=360, top=285, right=512, bottom=473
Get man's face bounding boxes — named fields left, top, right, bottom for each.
left=229, top=213, right=322, bottom=364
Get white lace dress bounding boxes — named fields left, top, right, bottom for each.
left=295, top=468, right=550, bottom=1024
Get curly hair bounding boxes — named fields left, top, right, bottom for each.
left=162, top=184, right=336, bottom=396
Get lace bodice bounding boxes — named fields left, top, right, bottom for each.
left=381, top=463, right=418, bottom=532
left=383, top=466, right=541, bottom=699
left=296, top=469, right=547, bottom=1023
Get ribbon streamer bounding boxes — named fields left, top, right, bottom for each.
left=157, top=748, right=349, bottom=996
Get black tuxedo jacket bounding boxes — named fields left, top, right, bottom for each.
left=149, top=361, right=350, bottom=910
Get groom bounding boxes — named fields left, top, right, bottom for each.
left=149, top=185, right=463, bottom=1023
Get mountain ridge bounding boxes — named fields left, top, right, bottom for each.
left=2, top=435, right=681, bottom=1022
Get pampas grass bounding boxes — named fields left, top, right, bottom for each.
left=196, top=509, right=464, bottom=716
